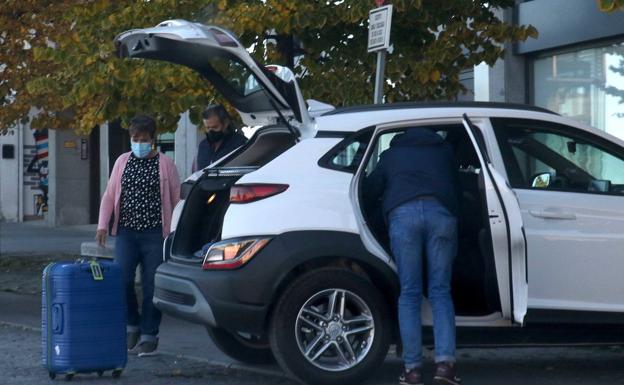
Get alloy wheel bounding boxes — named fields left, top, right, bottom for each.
left=295, top=288, right=375, bottom=372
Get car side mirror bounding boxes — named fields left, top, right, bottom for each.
left=588, top=179, right=611, bottom=193
left=531, top=172, right=551, bottom=188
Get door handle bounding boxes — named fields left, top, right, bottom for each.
left=529, top=209, right=576, bottom=220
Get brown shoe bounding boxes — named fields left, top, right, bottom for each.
left=434, top=361, right=461, bottom=385
left=399, top=367, right=423, bottom=385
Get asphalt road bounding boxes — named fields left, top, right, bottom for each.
left=0, top=324, right=296, bottom=385
left=2, top=303, right=624, bottom=385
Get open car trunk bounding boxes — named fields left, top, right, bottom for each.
left=171, top=167, right=255, bottom=264
left=170, top=126, right=296, bottom=263
left=115, top=20, right=313, bottom=134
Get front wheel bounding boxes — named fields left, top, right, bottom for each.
left=269, top=268, right=391, bottom=385
left=206, top=326, right=274, bottom=364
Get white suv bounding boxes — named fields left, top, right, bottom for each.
left=116, top=20, right=624, bottom=385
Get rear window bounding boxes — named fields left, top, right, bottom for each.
left=208, top=55, right=262, bottom=97
left=318, top=128, right=373, bottom=173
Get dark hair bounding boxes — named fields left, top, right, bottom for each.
left=129, top=115, right=157, bottom=139
left=202, top=104, right=231, bottom=124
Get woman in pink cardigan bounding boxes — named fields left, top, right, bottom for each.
left=96, top=115, right=180, bottom=357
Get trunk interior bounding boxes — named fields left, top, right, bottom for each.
left=362, top=126, right=502, bottom=317
left=170, top=126, right=296, bottom=263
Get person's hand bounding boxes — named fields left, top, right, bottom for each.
left=95, top=229, right=107, bottom=247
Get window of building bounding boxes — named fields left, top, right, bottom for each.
left=532, top=41, right=624, bottom=141
left=157, top=132, right=175, bottom=159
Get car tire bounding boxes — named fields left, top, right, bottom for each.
left=206, top=326, right=274, bottom=364
left=269, top=268, right=390, bottom=385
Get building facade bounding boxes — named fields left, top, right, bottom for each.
left=0, top=115, right=199, bottom=226
left=476, top=0, right=624, bottom=142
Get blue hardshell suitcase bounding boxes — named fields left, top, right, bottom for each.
left=42, top=260, right=127, bottom=380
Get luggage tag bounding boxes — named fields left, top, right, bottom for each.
left=89, top=260, right=104, bottom=281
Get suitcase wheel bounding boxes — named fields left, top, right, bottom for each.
left=64, top=373, right=74, bottom=381
left=112, top=369, right=123, bottom=379
left=48, top=372, right=56, bottom=380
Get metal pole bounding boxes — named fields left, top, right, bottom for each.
left=373, top=50, right=386, bottom=104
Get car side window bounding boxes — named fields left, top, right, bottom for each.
left=365, top=131, right=403, bottom=175
left=492, top=118, right=624, bottom=195
left=318, top=129, right=373, bottom=173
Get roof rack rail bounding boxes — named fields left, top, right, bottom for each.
left=322, top=101, right=557, bottom=117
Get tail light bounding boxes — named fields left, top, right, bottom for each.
left=202, top=237, right=271, bottom=270
left=229, top=184, right=288, bottom=204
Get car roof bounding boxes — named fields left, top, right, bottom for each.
left=312, top=101, right=624, bottom=148
left=314, top=101, right=565, bottom=133
left=321, top=101, right=556, bottom=117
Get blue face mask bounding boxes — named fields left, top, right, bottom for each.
left=131, top=141, right=152, bottom=158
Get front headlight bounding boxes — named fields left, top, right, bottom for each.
left=201, top=237, right=271, bottom=270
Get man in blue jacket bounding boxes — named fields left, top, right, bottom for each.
left=194, top=104, right=247, bottom=171
left=364, top=128, right=461, bottom=385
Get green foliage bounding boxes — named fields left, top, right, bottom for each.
left=598, top=0, right=624, bottom=12
left=1, top=0, right=537, bottom=134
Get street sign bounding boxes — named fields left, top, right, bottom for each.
left=367, top=4, right=393, bottom=53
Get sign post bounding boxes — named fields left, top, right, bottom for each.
left=368, top=3, right=393, bottom=104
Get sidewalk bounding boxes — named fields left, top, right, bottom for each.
left=0, top=221, right=97, bottom=257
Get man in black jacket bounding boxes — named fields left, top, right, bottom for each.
left=194, top=104, right=247, bottom=171
left=364, top=128, right=461, bottom=385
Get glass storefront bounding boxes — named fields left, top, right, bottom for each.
left=533, top=42, right=624, bottom=140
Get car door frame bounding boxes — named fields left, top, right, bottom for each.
left=462, top=114, right=528, bottom=325
left=351, top=116, right=526, bottom=325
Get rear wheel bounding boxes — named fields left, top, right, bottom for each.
left=206, top=326, right=274, bottom=364
left=269, top=268, right=390, bottom=385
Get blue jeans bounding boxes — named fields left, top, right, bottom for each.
left=115, top=227, right=164, bottom=341
left=388, top=198, right=457, bottom=369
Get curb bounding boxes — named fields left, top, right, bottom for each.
left=0, top=321, right=290, bottom=380
left=0, top=320, right=41, bottom=332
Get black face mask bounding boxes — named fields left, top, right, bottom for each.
left=205, top=130, right=225, bottom=143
